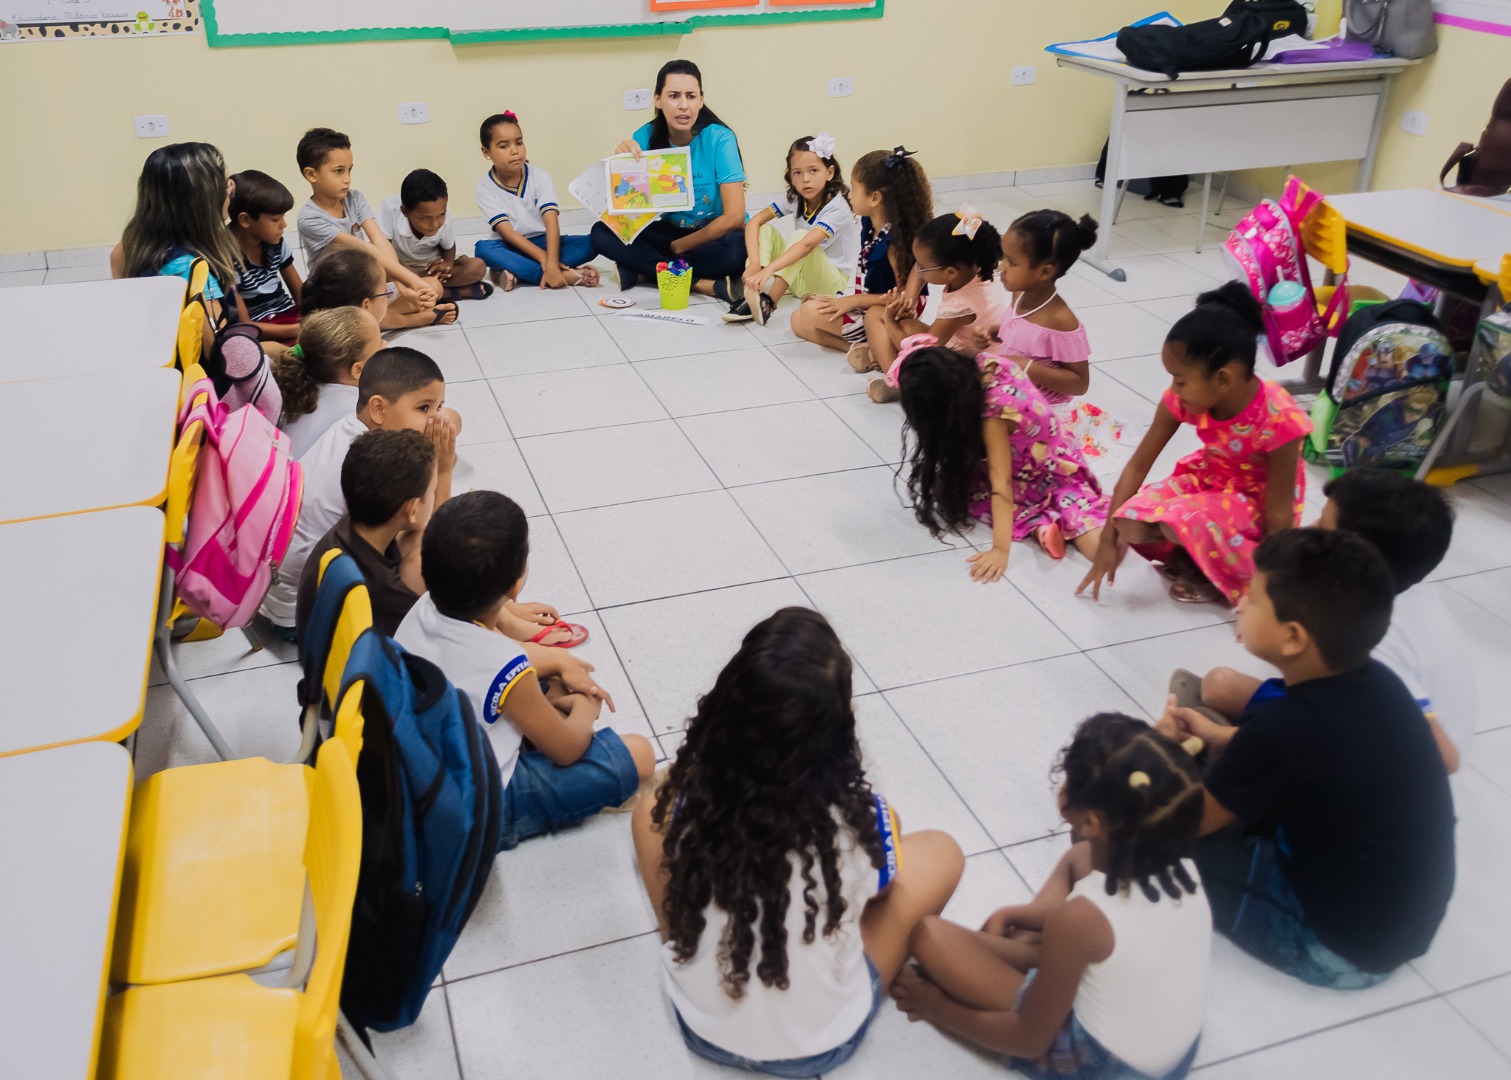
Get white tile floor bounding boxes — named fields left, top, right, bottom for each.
left=14, top=180, right=1511, bottom=1078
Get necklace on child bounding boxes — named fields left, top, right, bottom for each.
left=1011, top=289, right=1059, bottom=322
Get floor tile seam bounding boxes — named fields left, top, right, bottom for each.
left=1096, top=366, right=1163, bottom=408
left=1467, top=761, right=1511, bottom=800
left=1441, top=986, right=1511, bottom=1069
left=443, top=928, right=662, bottom=986
left=438, top=980, right=469, bottom=1080
left=1440, top=577, right=1511, bottom=628
left=168, top=653, right=300, bottom=686
left=622, top=384, right=825, bottom=421
left=816, top=393, right=909, bottom=468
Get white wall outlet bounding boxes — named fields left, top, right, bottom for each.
left=1011, top=66, right=1036, bottom=86
left=397, top=102, right=430, bottom=125
left=1400, top=110, right=1429, bottom=137
left=827, top=76, right=854, bottom=98
left=132, top=114, right=170, bottom=139
left=623, top=88, right=652, bottom=111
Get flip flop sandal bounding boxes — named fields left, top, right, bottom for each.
left=576, top=266, right=601, bottom=288
left=1168, top=574, right=1224, bottom=605
left=529, top=620, right=590, bottom=648
left=1035, top=524, right=1067, bottom=560
left=445, top=281, right=495, bottom=302
left=866, top=378, right=900, bottom=404
left=1168, top=668, right=1233, bottom=729
left=488, top=268, right=519, bottom=293
left=847, top=342, right=877, bottom=373
left=427, top=303, right=459, bottom=326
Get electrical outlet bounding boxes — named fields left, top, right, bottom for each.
left=397, top=102, right=430, bottom=125
left=132, top=114, right=170, bottom=139
left=1400, top=110, right=1429, bottom=137
left=827, top=76, right=854, bottom=98
left=1011, top=66, right=1036, bottom=86
left=623, top=88, right=652, bottom=111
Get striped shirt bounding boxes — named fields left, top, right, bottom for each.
left=234, top=238, right=296, bottom=321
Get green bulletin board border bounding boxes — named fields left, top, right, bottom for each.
left=201, top=0, right=883, bottom=47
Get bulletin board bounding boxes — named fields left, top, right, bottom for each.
left=0, top=0, right=200, bottom=40
left=199, top=0, right=880, bottom=47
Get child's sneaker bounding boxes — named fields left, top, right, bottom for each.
left=722, top=299, right=755, bottom=324
left=847, top=342, right=877, bottom=373
left=744, top=284, right=774, bottom=326
left=866, top=378, right=900, bottom=404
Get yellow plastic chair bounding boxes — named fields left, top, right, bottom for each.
left=1293, top=178, right=1388, bottom=326
left=99, top=739, right=361, bottom=1080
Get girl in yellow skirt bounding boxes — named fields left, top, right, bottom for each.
left=723, top=133, right=859, bottom=326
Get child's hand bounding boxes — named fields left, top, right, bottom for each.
left=424, top=257, right=449, bottom=280
left=968, top=546, right=1011, bottom=583
left=541, top=264, right=568, bottom=290
left=558, top=654, right=617, bottom=713
left=1160, top=694, right=1235, bottom=752
left=742, top=264, right=769, bottom=293
left=1075, top=533, right=1123, bottom=601
left=883, top=289, right=910, bottom=320
left=811, top=294, right=842, bottom=318
left=960, top=324, right=995, bottom=354
left=425, top=415, right=458, bottom=475
left=513, top=601, right=560, bottom=626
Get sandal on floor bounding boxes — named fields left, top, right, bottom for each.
left=1168, top=573, right=1224, bottom=605
left=847, top=342, right=877, bottom=373
left=428, top=303, right=459, bottom=326
left=1035, top=524, right=1067, bottom=560
left=488, top=268, right=519, bottom=293
left=529, top=621, right=590, bottom=648
left=866, top=378, right=900, bottom=404
left=445, top=281, right=495, bottom=302
left=576, top=266, right=601, bottom=288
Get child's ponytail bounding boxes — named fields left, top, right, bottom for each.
left=853, top=147, right=935, bottom=280
left=915, top=210, right=1002, bottom=282
left=1168, top=281, right=1265, bottom=375
left=275, top=307, right=371, bottom=421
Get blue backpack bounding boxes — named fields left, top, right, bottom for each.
left=338, top=629, right=502, bottom=1033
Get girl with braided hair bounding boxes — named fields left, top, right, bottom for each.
left=631, top=607, right=963, bottom=1076
left=894, top=713, right=1212, bottom=1080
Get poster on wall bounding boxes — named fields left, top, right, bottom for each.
left=0, top=0, right=201, bottom=40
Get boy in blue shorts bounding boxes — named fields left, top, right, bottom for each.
left=395, top=491, right=655, bottom=850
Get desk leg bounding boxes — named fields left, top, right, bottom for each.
left=1086, top=83, right=1128, bottom=282
left=1356, top=76, right=1388, bottom=191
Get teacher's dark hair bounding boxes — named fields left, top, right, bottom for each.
left=648, top=59, right=743, bottom=164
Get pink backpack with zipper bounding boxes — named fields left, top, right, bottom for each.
left=1222, top=177, right=1346, bottom=365
left=169, top=378, right=304, bottom=629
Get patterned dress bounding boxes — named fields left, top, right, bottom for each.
left=994, top=307, right=1123, bottom=460
left=968, top=355, right=1110, bottom=541
left=1117, top=381, right=1312, bottom=605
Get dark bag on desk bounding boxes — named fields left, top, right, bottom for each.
left=1441, top=77, right=1511, bottom=197
left=1116, top=0, right=1304, bottom=79
left=1344, top=0, right=1437, bottom=58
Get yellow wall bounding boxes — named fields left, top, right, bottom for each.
left=1, top=5, right=1503, bottom=255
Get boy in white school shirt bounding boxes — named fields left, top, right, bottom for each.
left=377, top=168, right=492, bottom=304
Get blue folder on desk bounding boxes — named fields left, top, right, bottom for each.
left=1045, top=12, right=1180, bottom=62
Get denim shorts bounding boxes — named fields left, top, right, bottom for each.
left=498, top=728, right=640, bottom=851
left=674, top=955, right=885, bottom=1078
left=1008, top=974, right=1198, bottom=1080
left=1194, top=828, right=1390, bottom=990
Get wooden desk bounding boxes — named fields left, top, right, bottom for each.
left=0, top=276, right=183, bottom=382
left=0, top=742, right=133, bottom=1080
left=0, top=368, right=180, bottom=523
left=1055, top=55, right=1413, bottom=280
left=0, top=507, right=165, bottom=756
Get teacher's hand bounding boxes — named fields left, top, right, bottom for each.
left=614, top=139, right=642, bottom=159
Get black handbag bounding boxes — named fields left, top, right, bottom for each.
left=1117, top=0, right=1307, bottom=79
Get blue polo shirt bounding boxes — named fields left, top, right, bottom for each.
left=632, top=121, right=745, bottom=230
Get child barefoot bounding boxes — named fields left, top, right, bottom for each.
left=894, top=713, right=1210, bottom=1080
left=891, top=336, right=1109, bottom=580
left=992, top=210, right=1121, bottom=459
left=633, top=607, right=963, bottom=1076
left=1077, top=283, right=1311, bottom=605
left=723, top=133, right=857, bottom=326
left=864, top=208, right=1006, bottom=403
left=790, top=147, right=933, bottom=357
left=273, top=306, right=384, bottom=458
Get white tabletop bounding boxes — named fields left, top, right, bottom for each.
left=0, top=741, right=132, bottom=1080
left=0, top=506, right=164, bottom=755
left=1329, top=189, right=1511, bottom=270
left=0, top=276, right=184, bottom=382
left=1054, top=53, right=1411, bottom=86
left=0, top=367, right=180, bottom=523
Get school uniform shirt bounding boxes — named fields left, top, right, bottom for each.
left=631, top=122, right=746, bottom=230
left=294, top=514, right=418, bottom=641
left=296, top=190, right=375, bottom=265
left=235, top=239, right=297, bottom=321
left=664, top=796, right=899, bottom=1061
left=282, top=383, right=359, bottom=462
left=1066, top=864, right=1211, bottom=1077
left=1204, top=660, right=1457, bottom=972
left=259, top=411, right=368, bottom=627
left=395, top=594, right=537, bottom=787
left=475, top=164, right=559, bottom=240
left=377, top=194, right=456, bottom=272
left=767, top=191, right=859, bottom=275
left=1372, top=585, right=1478, bottom=760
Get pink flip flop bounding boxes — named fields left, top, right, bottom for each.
left=530, top=621, right=590, bottom=648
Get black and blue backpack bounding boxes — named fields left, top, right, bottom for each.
left=338, top=629, right=502, bottom=1033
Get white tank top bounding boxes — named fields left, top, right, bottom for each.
left=1067, top=861, right=1211, bottom=1077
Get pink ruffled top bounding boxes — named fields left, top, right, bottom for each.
left=995, top=307, right=1092, bottom=406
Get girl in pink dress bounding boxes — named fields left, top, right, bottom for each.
left=1078, top=284, right=1312, bottom=606
left=887, top=334, right=1109, bottom=582
left=990, top=210, right=1123, bottom=459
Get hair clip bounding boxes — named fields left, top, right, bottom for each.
left=953, top=204, right=984, bottom=241
left=501, top=109, right=519, bottom=123
left=807, top=133, right=837, bottom=160
left=884, top=333, right=938, bottom=388
left=288, top=344, right=304, bottom=361
left=1128, top=771, right=1151, bottom=790
left=883, top=145, right=917, bottom=169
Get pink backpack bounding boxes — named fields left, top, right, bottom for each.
left=1222, top=178, right=1346, bottom=365
left=168, top=378, right=304, bottom=629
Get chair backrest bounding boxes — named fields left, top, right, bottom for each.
left=331, top=679, right=366, bottom=766
left=1298, top=194, right=1348, bottom=278
left=291, top=738, right=362, bottom=1080
left=175, top=261, right=211, bottom=370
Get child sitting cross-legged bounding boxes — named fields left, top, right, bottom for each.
left=398, top=491, right=655, bottom=850
left=377, top=168, right=493, bottom=303
left=294, top=429, right=436, bottom=640
left=894, top=713, right=1210, bottom=1080
left=1160, top=529, right=1457, bottom=989
left=228, top=169, right=304, bottom=344
left=1198, top=467, right=1473, bottom=774
left=273, top=306, right=384, bottom=459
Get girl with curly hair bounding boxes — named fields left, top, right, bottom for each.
left=632, top=607, right=963, bottom=1076
left=893, top=713, right=1212, bottom=1080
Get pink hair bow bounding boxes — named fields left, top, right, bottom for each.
left=501, top=109, right=519, bottom=122
left=884, top=333, right=939, bottom=388
left=953, top=204, right=983, bottom=240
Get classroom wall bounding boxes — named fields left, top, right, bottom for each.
left=0, top=6, right=1503, bottom=257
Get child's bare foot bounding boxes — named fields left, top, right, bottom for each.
left=867, top=378, right=900, bottom=404
left=847, top=342, right=878, bottom=373
left=1034, top=524, right=1067, bottom=559
left=487, top=267, right=519, bottom=293
left=564, top=266, right=600, bottom=288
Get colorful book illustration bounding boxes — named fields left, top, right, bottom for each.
left=604, top=147, right=693, bottom=214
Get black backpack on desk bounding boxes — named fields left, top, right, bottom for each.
left=1117, top=0, right=1308, bottom=80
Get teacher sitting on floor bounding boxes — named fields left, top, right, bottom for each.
left=592, top=58, right=747, bottom=300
